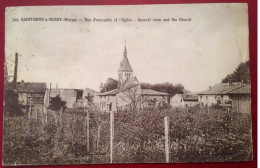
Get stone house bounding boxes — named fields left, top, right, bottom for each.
left=5, top=81, right=47, bottom=118
left=170, top=94, right=198, bottom=107
left=198, top=82, right=246, bottom=107
left=5, top=82, right=47, bottom=109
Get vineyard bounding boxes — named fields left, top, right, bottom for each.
left=3, top=106, right=252, bottom=165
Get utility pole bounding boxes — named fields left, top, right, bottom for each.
left=164, top=116, right=170, bottom=163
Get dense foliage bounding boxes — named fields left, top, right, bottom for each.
left=3, top=106, right=252, bottom=165
left=222, top=60, right=250, bottom=83
left=100, top=78, right=118, bottom=93
left=49, top=95, right=67, bottom=111
left=141, top=82, right=184, bottom=96
left=85, top=92, right=94, bottom=104
left=100, top=77, right=185, bottom=97
left=4, top=88, right=23, bottom=117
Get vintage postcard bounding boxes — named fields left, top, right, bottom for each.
left=3, top=4, right=252, bottom=165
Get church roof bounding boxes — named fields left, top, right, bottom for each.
left=118, top=46, right=133, bottom=72
left=141, top=89, right=169, bottom=96
left=98, top=84, right=139, bottom=96
left=123, top=76, right=139, bottom=87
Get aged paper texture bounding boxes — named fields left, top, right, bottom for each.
left=3, top=4, right=251, bottom=165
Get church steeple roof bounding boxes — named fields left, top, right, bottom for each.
left=118, top=44, right=133, bottom=72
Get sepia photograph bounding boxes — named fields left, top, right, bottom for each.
left=3, top=4, right=252, bottom=165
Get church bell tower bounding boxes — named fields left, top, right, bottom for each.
left=118, top=44, right=133, bottom=88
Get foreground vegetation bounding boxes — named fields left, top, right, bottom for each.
left=3, top=106, right=252, bottom=165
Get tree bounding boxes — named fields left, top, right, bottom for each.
left=49, top=94, right=67, bottom=125
left=141, top=82, right=184, bottom=97
left=4, top=88, right=22, bottom=117
left=118, top=85, right=143, bottom=119
left=49, top=95, right=67, bottom=111
left=100, top=78, right=118, bottom=93
left=222, top=60, right=250, bottom=83
left=85, top=92, right=94, bottom=104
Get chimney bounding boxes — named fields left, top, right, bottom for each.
left=241, top=80, right=244, bottom=86
left=228, top=79, right=232, bottom=86
left=13, top=52, right=18, bottom=83
left=209, top=86, right=212, bottom=90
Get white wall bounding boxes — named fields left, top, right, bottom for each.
left=198, top=94, right=230, bottom=106
left=170, top=95, right=184, bottom=107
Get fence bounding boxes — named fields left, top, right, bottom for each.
left=3, top=106, right=252, bottom=165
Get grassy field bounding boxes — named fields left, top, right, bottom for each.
left=3, top=106, right=252, bottom=165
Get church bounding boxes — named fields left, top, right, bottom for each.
left=98, top=44, right=169, bottom=112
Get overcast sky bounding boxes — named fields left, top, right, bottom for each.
left=5, top=4, right=249, bottom=92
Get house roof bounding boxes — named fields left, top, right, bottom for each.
left=123, top=76, right=139, bottom=87
left=171, top=93, right=198, bottom=101
left=183, top=94, right=198, bottom=101
left=198, top=82, right=245, bottom=95
left=98, top=84, right=169, bottom=96
left=141, top=89, right=169, bottom=96
left=98, top=88, right=118, bottom=96
left=5, top=82, right=46, bottom=93
left=118, top=46, right=133, bottom=72
left=83, top=88, right=100, bottom=95
left=49, top=88, right=84, bottom=97
left=227, top=84, right=251, bottom=95
left=98, top=84, right=139, bottom=96
left=171, top=94, right=183, bottom=99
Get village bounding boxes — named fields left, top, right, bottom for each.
left=4, top=44, right=251, bottom=115
left=3, top=45, right=252, bottom=165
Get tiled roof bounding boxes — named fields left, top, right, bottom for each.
left=141, top=89, right=169, bottom=96
left=98, top=88, right=118, bottom=96
left=98, top=84, right=169, bottom=96
left=183, top=94, right=198, bottom=101
left=171, top=94, right=198, bottom=101
left=123, top=76, right=139, bottom=87
left=198, top=82, right=245, bottom=95
left=98, top=84, right=139, bottom=96
left=227, top=84, right=251, bottom=94
left=84, top=88, right=100, bottom=94
left=5, top=82, right=46, bottom=93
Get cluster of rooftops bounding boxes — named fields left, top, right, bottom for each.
left=198, top=82, right=251, bottom=96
